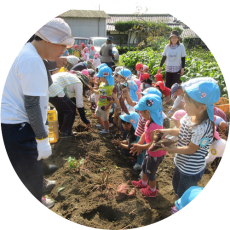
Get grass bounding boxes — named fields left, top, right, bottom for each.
left=115, top=54, right=125, bottom=67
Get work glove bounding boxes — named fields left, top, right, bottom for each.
left=168, top=110, right=173, bottom=114
left=36, top=138, right=52, bottom=161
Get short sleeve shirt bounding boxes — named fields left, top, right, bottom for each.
left=162, top=87, right=171, bottom=97
left=97, top=83, right=114, bottom=107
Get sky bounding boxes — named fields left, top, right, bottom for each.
left=71, top=0, right=168, bottom=14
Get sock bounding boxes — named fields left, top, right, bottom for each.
left=150, top=187, right=156, bottom=192
left=141, top=180, right=148, bottom=186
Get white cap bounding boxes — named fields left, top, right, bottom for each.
left=35, top=18, right=74, bottom=48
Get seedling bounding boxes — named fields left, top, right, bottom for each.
left=57, top=187, right=65, bottom=193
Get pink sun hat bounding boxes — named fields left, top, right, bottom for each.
left=134, top=78, right=141, bottom=92
left=81, top=69, right=89, bottom=77
left=171, top=109, right=187, bottom=120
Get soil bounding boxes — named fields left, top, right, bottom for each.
left=45, top=98, right=217, bottom=229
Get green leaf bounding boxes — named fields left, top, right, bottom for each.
left=100, top=167, right=107, bottom=171
left=58, top=187, right=65, bottom=193
left=80, top=158, right=85, bottom=165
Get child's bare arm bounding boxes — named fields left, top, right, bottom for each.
left=88, top=85, right=99, bottom=95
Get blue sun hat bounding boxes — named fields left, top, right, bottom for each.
left=118, top=68, right=132, bottom=79
left=175, top=186, right=203, bottom=210
left=185, top=81, right=220, bottom=122
left=96, top=66, right=114, bottom=86
left=127, top=80, right=138, bottom=102
left=119, top=111, right=139, bottom=130
left=134, top=94, right=163, bottom=126
left=141, top=87, right=162, bottom=98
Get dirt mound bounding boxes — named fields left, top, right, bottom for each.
left=44, top=99, right=215, bottom=229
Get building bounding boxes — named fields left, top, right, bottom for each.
left=58, top=10, right=109, bottom=38
left=106, top=14, right=198, bottom=46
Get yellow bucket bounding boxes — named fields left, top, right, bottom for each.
left=59, top=67, right=65, bottom=72
left=48, top=132, right=59, bottom=144
left=47, top=110, right=57, bottom=121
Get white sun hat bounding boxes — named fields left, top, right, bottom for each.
left=35, top=18, right=74, bottom=48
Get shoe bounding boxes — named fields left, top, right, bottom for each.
left=99, top=129, right=109, bottom=134
left=41, top=196, right=55, bottom=209
left=59, top=132, right=76, bottom=137
left=140, top=187, right=158, bottom=197
left=138, top=171, right=143, bottom=180
left=109, top=123, right=113, bottom=127
left=42, top=162, right=58, bottom=174
left=131, top=180, right=147, bottom=189
left=96, top=124, right=104, bottom=130
left=133, top=163, right=142, bottom=171
left=43, top=178, right=56, bottom=193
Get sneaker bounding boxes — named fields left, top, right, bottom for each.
left=41, top=196, right=55, bottom=209
left=43, top=178, right=56, bottom=194
left=109, top=123, right=113, bottom=128
left=138, top=171, right=143, bottom=180
left=96, top=124, right=104, bottom=129
left=133, top=163, right=142, bottom=171
left=140, top=187, right=158, bottom=197
left=42, top=162, right=58, bottom=174
left=99, top=129, right=109, bottom=134
left=131, top=179, right=147, bottom=189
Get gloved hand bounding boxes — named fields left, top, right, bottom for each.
left=36, top=138, right=52, bottom=161
left=168, top=110, right=173, bottom=114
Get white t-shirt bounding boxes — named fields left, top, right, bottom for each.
left=162, top=44, right=186, bottom=67
left=121, top=99, right=135, bottom=115
left=1, top=43, right=48, bottom=126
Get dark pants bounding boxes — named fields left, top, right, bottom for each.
left=172, top=166, right=205, bottom=198
left=1, top=123, right=43, bottom=201
left=165, top=70, right=181, bottom=89
left=49, top=95, right=76, bottom=134
left=102, top=62, right=113, bottom=70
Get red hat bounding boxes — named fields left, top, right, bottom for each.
left=74, top=44, right=78, bottom=48
left=91, top=46, right=94, bottom=50
left=136, top=63, right=143, bottom=71
left=154, top=73, right=163, bottom=82
left=81, top=43, right=85, bottom=47
left=155, top=81, right=165, bottom=91
left=143, top=73, right=149, bottom=79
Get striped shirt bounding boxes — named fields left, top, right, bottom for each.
left=174, top=114, right=213, bottom=175
left=134, top=102, right=147, bottom=137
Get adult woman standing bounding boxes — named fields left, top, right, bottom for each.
left=100, top=36, right=116, bottom=69
left=158, top=30, right=186, bottom=89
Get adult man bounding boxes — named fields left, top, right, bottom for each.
left=100, top=36, right=117, bottom=69
left=49, top=72, right=91, bottom=136
left=169, top=77, right=217, bottom=114
left=1, top=18, right=74, bottom=208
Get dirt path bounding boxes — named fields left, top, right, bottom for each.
left=45, top=98, right=215, bottom=229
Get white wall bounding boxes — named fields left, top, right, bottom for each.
left=62, top=17, right=106, bottom=38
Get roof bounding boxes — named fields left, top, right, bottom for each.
left=59, top=10, right=109, bottom=18
left=107, top=14, right=174, bottom=24
left=107, top=14, right=198, bottom=38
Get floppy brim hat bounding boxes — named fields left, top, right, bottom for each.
left=141, top=87, right=162, bottom=98
left=171, top=83, right=180, bottom=99
left=175, top=186, right=203, bottom=210
left=119, top=111, right=140, bottom=130
left=96, top=66, right=114, bottom=85
left=185, top=81, right=220, bottom=122
left=86, top=60, right=95, bottom=70
left=134, top=94, right=163, bottom=126
left=35, top=18, right=74, bottom=48
left=127, top=80, right=138, bottom=102
left=171, top=109, right=187, bottom=121
left=77, top=73, right=90, bottom=90
left=107, top=36, right=114, bottom=41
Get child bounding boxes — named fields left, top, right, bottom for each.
left=155, top=81, right=171, bottom=105
left=80, top=43, right=85, bottom=59
left=134, top=78, right=142, bottom=101
left=130, top=94, right=166, bottom=197
left=171, top=186, right=204, bottom=214
left=153, top=73, right=164, bottom=85
left=111, top=112, right=144, bottom=167
left=73, top=45, right=80, bottom=58
left=155, top=81, right=220, bottom=198
left=93, top=52, right=101, bottom=69
left=136, top=63, right=143, bottom=79
left=90, top=46, right=96, bottom=59
left=83, top=47, right=89, bottom=61
left=171, top=109, right=187, bottom=128
left=142, top=73, right=152, bottom=90
left=88, top=65, right=114, bottom=134
left=205, top=130, right=226, bottom=165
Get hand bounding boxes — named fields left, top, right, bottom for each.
left=155, top=143, right=172, bottom=152
left=130, top=143, right=143, bottom=156
left=111, top=139, right=120, bottom=145
left=154, top=129, right=172, bottom=139
left=86, top=123, right=91, bottom=127
left=168, top=110, right=174, bottom=114
left=36, top=138, right=52, bottom=161
left=157, top=67, right=161, bottom=74
left=180, top=68, right=184, bottom=76
left=56, top=58, right=67, bottom=68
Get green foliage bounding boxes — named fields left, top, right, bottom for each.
left=116, top=46, right=138, bottom=55
left=66, top=157, right=85, bottom=172
left=114, top=21, right=139, bottom=32
left=121, top=47, right=227, bottom=96
left=172, top=27, right=183, bottom=35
